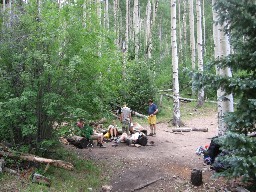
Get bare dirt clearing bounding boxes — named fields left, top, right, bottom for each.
left=70, top=112, right=234, bottom=192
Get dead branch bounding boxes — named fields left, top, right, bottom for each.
left=132, top=177, right=163, bottom=191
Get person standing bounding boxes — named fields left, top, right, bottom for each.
left=120, top=103, right=132, bottom=135
left=148, top=99, right=158, bottom=136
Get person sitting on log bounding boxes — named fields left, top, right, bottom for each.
left=88, top=122, right=106, bottom=148
left=104, top=120, right=119, bottom=140
left=76, top=120, right=106, bottom=148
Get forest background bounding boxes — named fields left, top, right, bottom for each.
left=0, top=0, right=255, bottom=189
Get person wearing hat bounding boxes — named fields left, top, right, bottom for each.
left=148, top=99, right=158, bottom=136
left=120, top=103, right=132, bottom=135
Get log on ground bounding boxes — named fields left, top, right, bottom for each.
left=0, top=151, right=73, bottom=170
left=172, top=128, right=192, bottom=132
left=192, top=128, right=208, bottom=132
left=67, top=135, right=89, bottom=149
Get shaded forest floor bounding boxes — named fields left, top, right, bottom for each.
left=69, top=110, right=236, bottom=191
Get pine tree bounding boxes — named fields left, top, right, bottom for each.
left=211, top=0, right=256, bottom=186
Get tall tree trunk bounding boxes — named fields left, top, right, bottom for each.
left=104, top=0, right=109, bottom=30
left=212, top=0, right=234, bottom=136
left=171, top=0, right=181, bottom=127
left=182, top=0, right=187, bottom=63
left=113, top=0, right=119, bottom=46
left=96, top=0, right=102, bottom=57
left=178, top=0, right=182, bottom=59
left=3, top=0, right=6, bottom=11
left=189, top=0, right=196, bottom=69
left=145, top=0, right=152, bottom=59
left=133, top=0, right=139, bottom=60
left=202, top=0, right=206, bottom=54
left=125, top=0, right=129, bottom=52
left=196, top=0, right=204, bottom=107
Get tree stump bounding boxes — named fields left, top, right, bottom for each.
left=191, top=169, right=202, bottom=186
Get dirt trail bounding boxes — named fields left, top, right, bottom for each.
left=73, top=113, right=229, bottom=191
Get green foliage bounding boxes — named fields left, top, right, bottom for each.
left=0, top=0, right=122, bottom=147
left=121, top=60, right=157, bottom=113
left=216, top=133, right=256, bottom=183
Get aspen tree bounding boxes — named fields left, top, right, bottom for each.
left=113, top=0, right=119, bottom=46
left=125, top=0, right=129, bottom=52
left=189, top=0, right=196, bottom=69
left=196, top=0, right=204, bottom=107
left=133, top=0, right=139, bottom=60
left=212, top=0, right=234, bottom=136
left=171, top=0, right=181, bottom=126
left=145, top=0, right=152, bottom=58
left=104, top=0, right=109, bottom=30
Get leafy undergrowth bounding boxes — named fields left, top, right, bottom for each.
left=0, top=147, right=104, bottom=192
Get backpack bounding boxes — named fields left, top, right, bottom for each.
left=204, top=136, right=221, bottom=164
left=136, top=133, right=148, bottom=146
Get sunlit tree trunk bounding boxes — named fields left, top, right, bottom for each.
left=196, top=0, right=204, bottom=107
left=171, top=0, right=181, bottom=127
left=133, top=0, right=139, bottom=60
left=189, top=0, right=196, bottom=69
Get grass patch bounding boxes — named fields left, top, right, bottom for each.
left=0, top=146, right=104, bottom=192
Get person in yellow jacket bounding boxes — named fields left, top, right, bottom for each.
left=147, top=99, right=158, bottom=136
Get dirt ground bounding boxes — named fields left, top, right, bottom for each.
left=72, top=112, right=236, bottom=192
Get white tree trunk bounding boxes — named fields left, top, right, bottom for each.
left=189, top=0, right=196, bottom=69
left=182, top=0, right=187, bottom=54
left=145, top=0, right=152, bottom=59
left=178, top=0, right=182, bottom=58
left=3, top=0, right=6, bottom=11
left=133, top=0, right=139, bottom=60
left=196, top=0, right=204, bottom=107
left=202, top=0, right=206, bottom=54
left=113, top=0, right=119, bottom=46
left=125, top=0, right=130, bottom=52
left=104, top=0, right=109, bottom=30
left=212, top=0, right=234, bottom=136
left=171, top=0, right=181, bottom=127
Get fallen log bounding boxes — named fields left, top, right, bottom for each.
left=0, top=151, right=74, bottom=170
left=132, top=177, right=163, bottom=191
left=133, top=111, right=148, bottom=119
left=192, top=128, right=208, bottom=132
left=172, top=128, right=192, bottom=132
left=67, top=135, right=89, bottom=149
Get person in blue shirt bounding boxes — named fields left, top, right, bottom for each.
left=148, top=99, right=158, bottom=136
